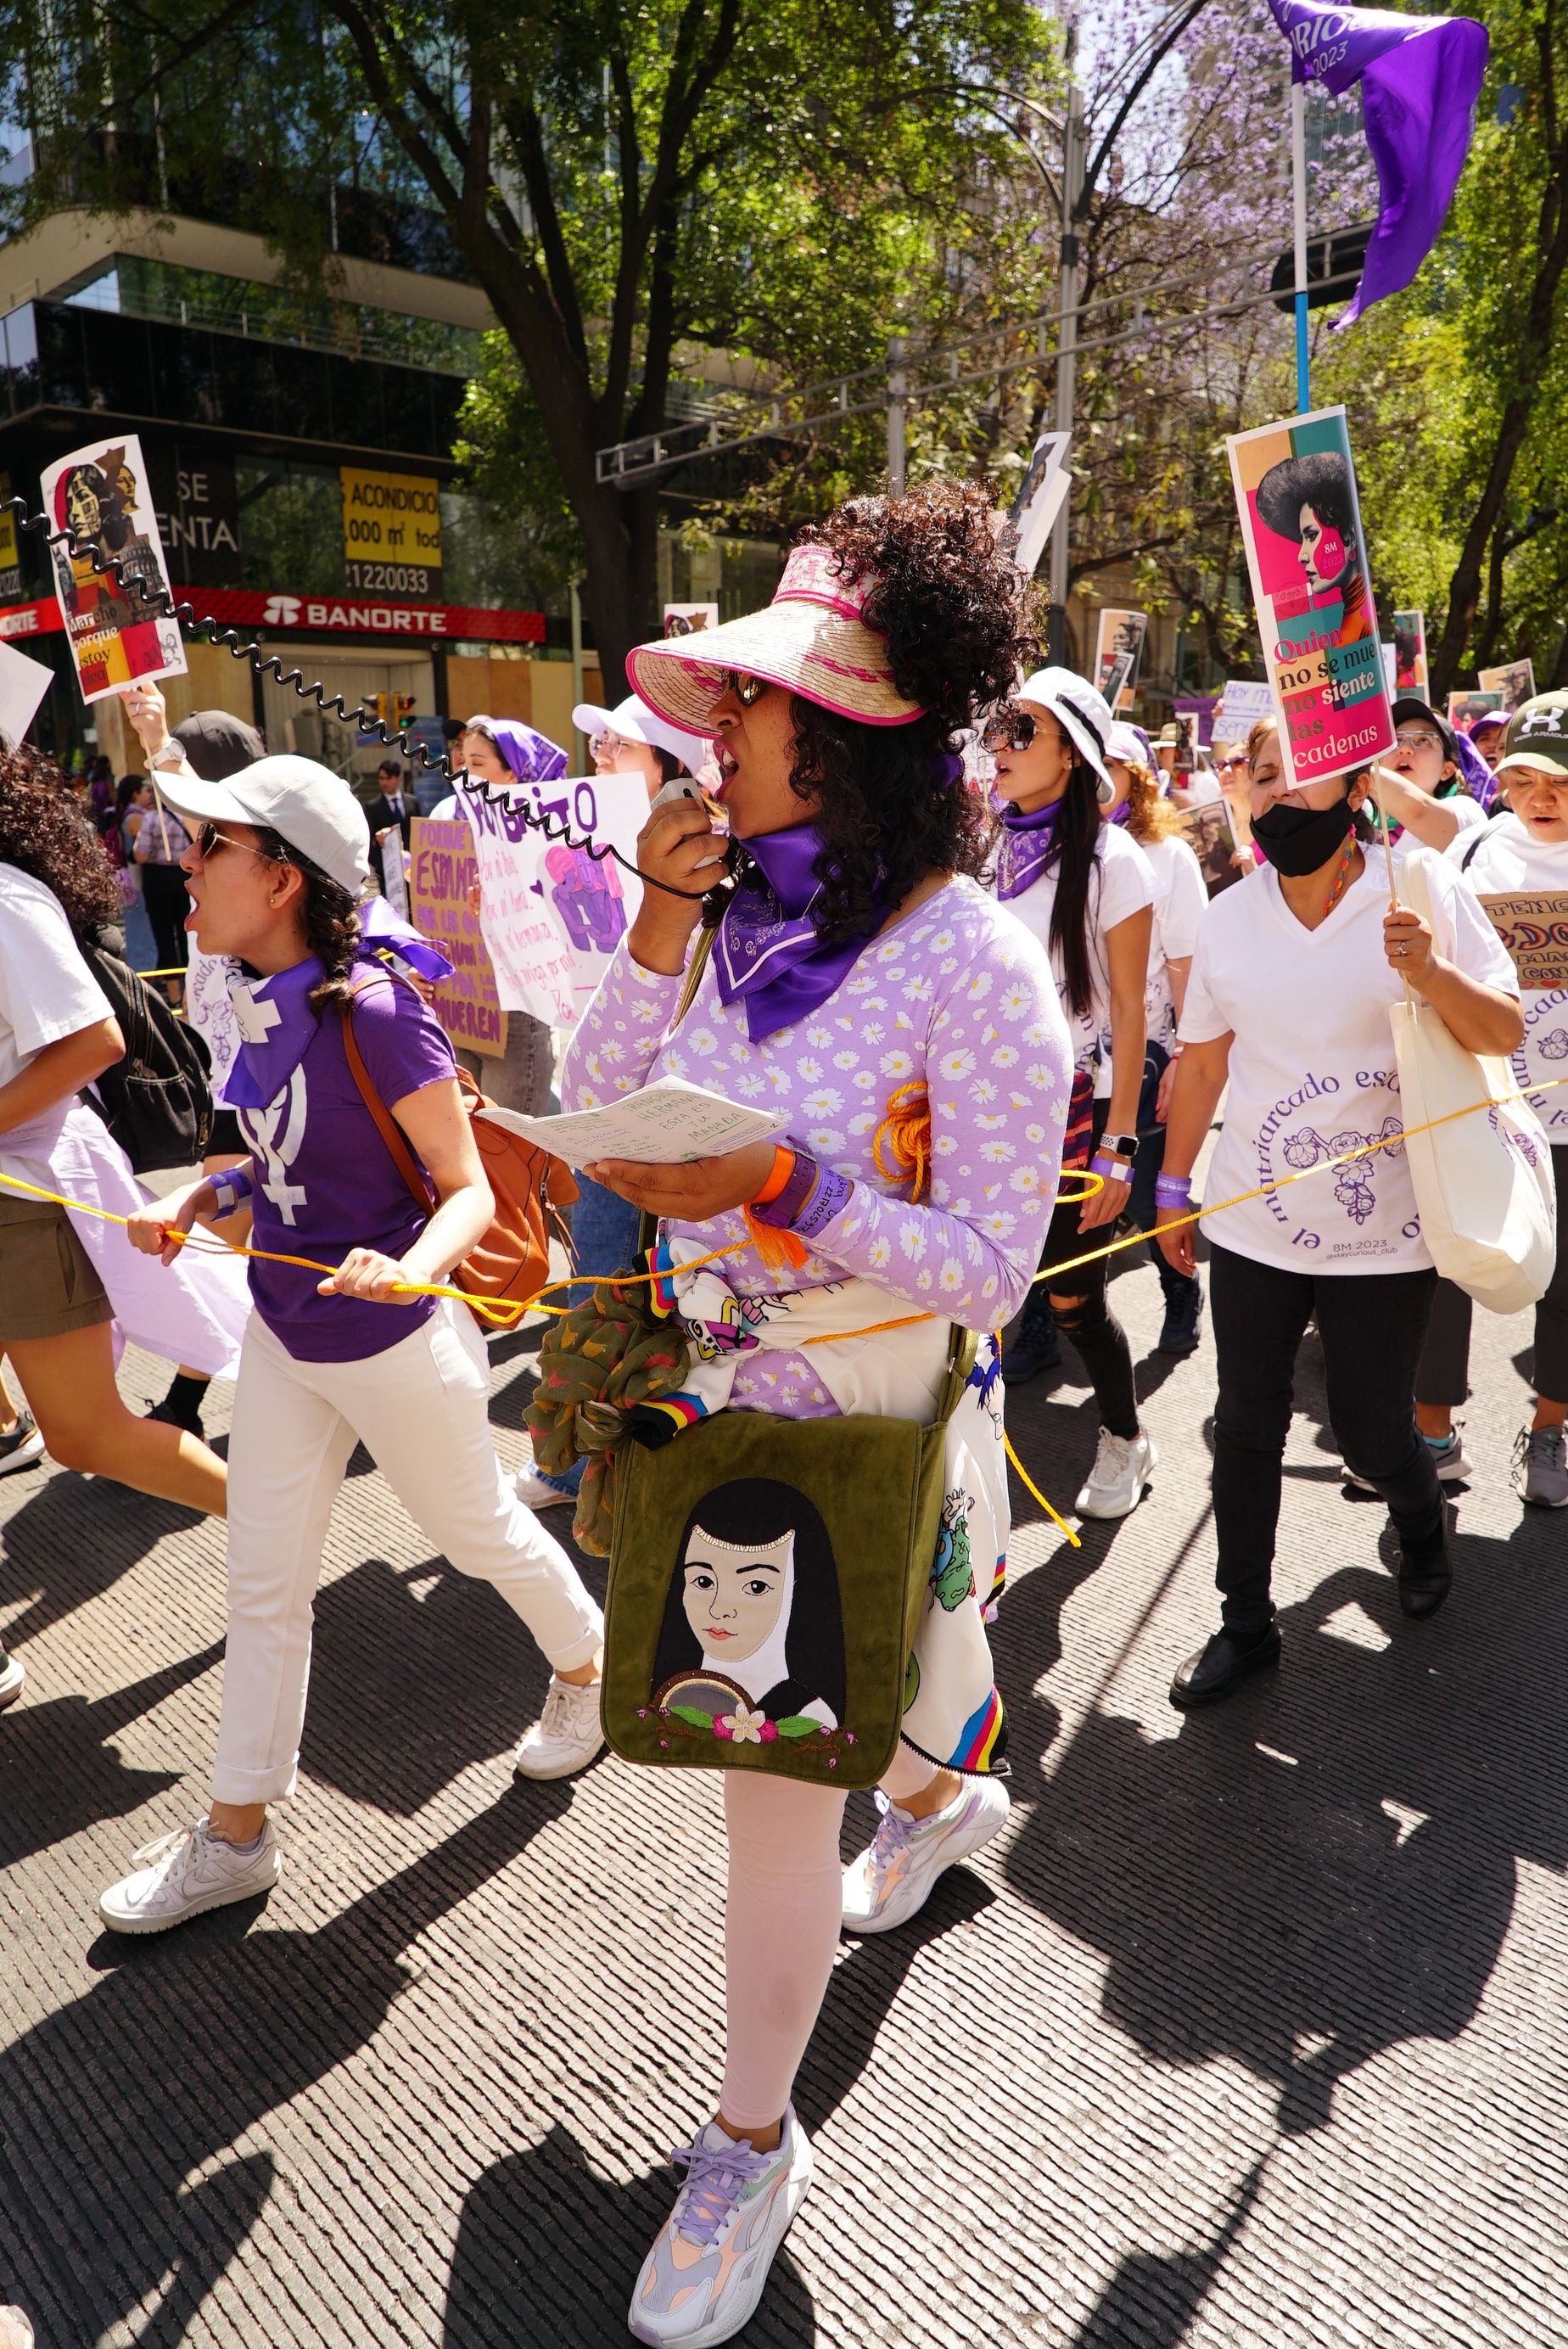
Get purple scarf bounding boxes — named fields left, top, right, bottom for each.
left=715, top=825, right=888, bottom=1042
left=994, top=798, right=1064, bottom=901
left=223, top=898, right=454, bottom=1109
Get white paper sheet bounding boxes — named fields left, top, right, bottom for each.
left=478, top=1078, right=786, bottom=1167
left=0, top=637, right=52, bottom=748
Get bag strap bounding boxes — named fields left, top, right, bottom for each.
left=932, top=1323, right=978, bottom=1426
left=341, top=984, right=436, bottom=1216
left=1461, top=829, right=1487, bottom=872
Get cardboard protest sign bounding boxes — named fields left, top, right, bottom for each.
left=1006, top=431, right=1071, bottom=579
left=1184, top=796, right=1246, bottom=896
left=1212, top=680, right=1273, bottom=742
left=664, top=603, right=720, bottom=636
left=1476, top=894, right=1568, bottom=991
left=1393, top=608, right=1427, bottom=693
left=1094, top=609, right=1149, bottom=712
left=378, top=829, right=410, bottom=924
left=1226, top=405, right=1394, bottom=789
left=1479, top=659, right=1537, bottom=714
left=1448, top=688, right=1503, bottom=732
left=409, top=817, right=509, bottom=1059
left=462, top=771, right=649, bottom=1028
left=41, top=434, right=188, bottom=704
left=0, top=637, right=51, bottom=748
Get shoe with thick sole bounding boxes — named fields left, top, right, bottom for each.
left=514, top=1675, right=605, bottom=1779
left=0, top=1412, right=44, bottom=1476
left=513, top=1461, right=576, bottom=1511
left=1170, top=1624, right=1282, bottom=1709
left=629, top=2107, right=813, bottom=2346
left=0, top=1650, right=25, bottom=1710
left=842, top=1774, right=1011, bottom=1934
left=1076, top=1427, right=1156, bottom=1519
left=99, top=1818, right=282, bottom=1935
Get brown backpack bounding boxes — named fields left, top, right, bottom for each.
left=341, top=990, right=578, bottom=1316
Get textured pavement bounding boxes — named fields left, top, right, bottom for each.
left=2, top=1241, right=1565, bottom=2348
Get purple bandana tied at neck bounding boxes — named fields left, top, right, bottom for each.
left=994, top=797, right=1064, bottom=901
left=715, top=825, right=887, bottom=1042
left=221, top=895, right=454, bottom=1109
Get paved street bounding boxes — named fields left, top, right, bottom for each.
left=2, top=1242, right=1565, bottom=2349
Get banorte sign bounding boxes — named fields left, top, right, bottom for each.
left=0, top=588, right=546, bottom=644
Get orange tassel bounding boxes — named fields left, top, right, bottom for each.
left=872, top=1080, right=932, bottom=1200
left=742, top=1204, right=809, bottom=1274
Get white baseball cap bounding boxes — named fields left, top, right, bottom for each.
left=1104, top=720, right=1148, bottom=767
left=1016, top=667, right=1115, bottom=788
left=154, top=754, right=370, bottom=895
left=570, top=691, right=708, bottom=776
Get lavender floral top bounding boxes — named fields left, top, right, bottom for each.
left=560, top=877, right=1071, bottom=1417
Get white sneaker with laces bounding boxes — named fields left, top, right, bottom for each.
left=842, top=1776, right=1011, bottom=1934
left=0, top=1648, right=24, bottom=1711
left=98, top=1818, right=282, bottom=1936
left=514, top=1674, right=604, bottom=1779
left=1076, top=1427, right=1156, bottom=1519
left=513, top=1460, right=575, bottom=1511
left=629, top=2107, right=812, bottom=2346
left=1347, top=1428, right=1471, bottom=1491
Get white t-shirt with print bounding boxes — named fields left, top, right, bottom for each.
left=1003, top=821, right=1155, bottom=1074
left=0, top=866, right=114, bottom=1184
left=1141, top=832, right=1207, bottom=1048
left=1179, top=852, right=1519, bottom=1274
left=1446, top=812, right=1568, bottom=1139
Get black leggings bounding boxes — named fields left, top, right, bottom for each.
left=140, top=863, right=190, bottom=973
left=1209, top=1242, right=1443, bottom=1639
left=1415, top=1144, right=1568, bottom=1408
left=1035, top=1102, right=1140, bottom=1439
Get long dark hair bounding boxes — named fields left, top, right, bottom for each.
left=0, top=748, right=121, bottom=935
left=1047, top=753, right=1108, bottom=1023
left=253, top=827, right=361, bottom=1012
left=652, top=1477, right=847, bottom=1726
left=767, top=481, right=1029, bottom=945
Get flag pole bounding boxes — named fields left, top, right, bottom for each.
left=1291, top=78, right=1310, bottom=412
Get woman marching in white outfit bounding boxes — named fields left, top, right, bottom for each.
left=99, top=754, right=605, bottom=1933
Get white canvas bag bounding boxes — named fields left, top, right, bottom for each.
left=1390, top=844, right=1554, bottom=1315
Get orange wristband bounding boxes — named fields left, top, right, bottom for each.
left=751, top=1143, right=796, bottom=1207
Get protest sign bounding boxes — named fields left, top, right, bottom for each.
left=409, top=817, right=509, bottom=1060
left=1479, top=659, right=1537, bottom=714
left=41, top=434, right=188, bottom=704
left=1226, top=405, right=1394, bottom=789
left=462, top=771, right=649, bottom=1028
left=1476, top=894, right=1568, bottom=991
left=664, top=603, right=720, bottom=636
left=1393, top=608, right=1427, bottom=692
left=1213, top=679, right=1274, bottom=741
left=1380, top=643, right=1397, bottom=695
left=1006, top=431, right=1071, bottom=579
left=1093, top=609, right=1149, bottom=712
left=1448, top=688, right=1503, bottom=732
left=185, top=947, right=242, bottom=1101
left=1184, top=797, right=1246, bottom=896
left=378, top=829, right=409, bottom=924
left=0, top=636, right=51, bottom=747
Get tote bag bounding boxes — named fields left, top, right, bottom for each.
left=1390, top=847, right=1554, bottom=1315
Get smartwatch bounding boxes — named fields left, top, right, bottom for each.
left=1099, top=1133, right=1140, bottom=1168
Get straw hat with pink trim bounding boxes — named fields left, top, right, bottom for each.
left=624, top=542, right=927, bottom=736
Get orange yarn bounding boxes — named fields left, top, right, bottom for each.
left=742, top=1206, right=810, bottom=1276
left=872, top=1081, right=932, bottom=1200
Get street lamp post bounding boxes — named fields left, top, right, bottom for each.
left=1048, top=81, right=1085, bottom=662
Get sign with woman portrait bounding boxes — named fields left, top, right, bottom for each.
left=40, top=433, right=188, bottom=704
left=1226, top=405, right=1394, bottom=790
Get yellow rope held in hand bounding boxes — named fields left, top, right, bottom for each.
left=872, top=1081, right=933, bottom=1201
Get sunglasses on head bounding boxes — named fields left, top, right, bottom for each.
left=980, top=708, right=1039, bottom=754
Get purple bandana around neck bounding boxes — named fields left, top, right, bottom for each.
left=995, top=797, right=1064, bottom=900
left=221, top=897, right=454, bottom=1109
left=714, top=824, right=887, bottom=1042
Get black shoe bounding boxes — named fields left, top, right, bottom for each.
left=1156, top=1282, right=1204, bottom=1358
left=1397, top=1543, right=1452, bottom=1619
left=0, top=1410, right=44, bottom=1475
left=1003, top=1315, right=1061, bottom=1384
left=1169, top=1623, right=1282, bottom=1709
left=147, top=1396, right=205, bottom=1438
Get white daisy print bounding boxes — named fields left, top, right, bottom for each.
left=880, top=1050, right=915, bottom=1079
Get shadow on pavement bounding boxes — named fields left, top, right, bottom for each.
left=0, top=1640, right=221, bottom=1869
left=0, top=1468, right=213, bottom=1651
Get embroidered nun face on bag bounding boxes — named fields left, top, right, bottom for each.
left=651, top=1477, right=848, bottom=1746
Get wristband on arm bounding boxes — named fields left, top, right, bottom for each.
left=207, top=1164, right=255, bottom=1215
left=1154, top=1173, right=1192, bottom=1207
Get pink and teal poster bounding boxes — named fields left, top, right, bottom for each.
left=1226, top=405, right=1395, bottom=789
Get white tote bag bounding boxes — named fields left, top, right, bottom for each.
left=1390, top=845, right=1555, bottom=1315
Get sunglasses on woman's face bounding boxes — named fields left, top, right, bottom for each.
left=720, top=669, right=768, bottom=707
left=980, top=708, right=1038, bottom=754
left=194, top=821, right=276, bottom=865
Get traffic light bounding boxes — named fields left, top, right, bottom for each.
left=1269, top=225, right=1373, bottom=312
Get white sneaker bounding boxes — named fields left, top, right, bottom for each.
left=629, top=2107, right=813, bottom=2346
left=513, top=1674, right=604, bottom=1779
left=98, top=1818, right=282, bottom=1936
left=1347, top=1429, right=1472, bottom=1491
left=0, top=1648, right=24, bottom=1711
left=842, top=1775, right=1011, bottom=1934
left=512, top=1460, right=575, bottom=1511
left=0, top=2306, right=35, bottom=2349
left=1076, top=1427, right=1156, bottom=1519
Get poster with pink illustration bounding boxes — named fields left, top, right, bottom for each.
left=1226, top=405, right=1395, bottom=789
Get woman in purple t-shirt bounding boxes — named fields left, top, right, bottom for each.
left=99, top=754, right=604, bottom=1936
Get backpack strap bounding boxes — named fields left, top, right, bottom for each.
left=340, top=982, right=436, bottom=1216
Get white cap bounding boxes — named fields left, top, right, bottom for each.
left=570, top=691, right=708, bottom=776
left=154, top=754, right=370, bottom=895
left=1016, top=667, right=1114, bottom=788
left=1104, top=720, right=1148, bottom=768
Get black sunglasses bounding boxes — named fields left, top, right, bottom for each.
left=720, top=669, right=769, bottom=707
left=195, top=821, right=283, bottom=866
left=980, top=708, right=1039, bottom=754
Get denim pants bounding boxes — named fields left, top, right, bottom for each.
left=537, top=1175, right=646, bottom=1499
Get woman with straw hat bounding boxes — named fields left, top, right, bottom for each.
left=563, top=482, right=1069, bottom=2346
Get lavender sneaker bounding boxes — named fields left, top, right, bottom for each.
left=841, top=1775, right=1011, bottom=1934
left=629, top=2107, right=812, bottom=2346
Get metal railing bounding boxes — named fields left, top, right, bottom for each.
left=64, top=269, right=480, bottom=378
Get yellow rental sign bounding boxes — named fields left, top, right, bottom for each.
left=339, top=468, right=442, bottom=591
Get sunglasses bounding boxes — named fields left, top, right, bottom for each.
left=194, top=821, right=279, bottom=866
left=980, top=708, right=1039, bottom=754
left=720, top=669, right=768, bottom=707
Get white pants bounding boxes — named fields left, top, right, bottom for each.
left=212, top=1299, right=602, bottom=1805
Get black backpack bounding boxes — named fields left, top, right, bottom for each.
left=79, top=941, right=215, bottom=1173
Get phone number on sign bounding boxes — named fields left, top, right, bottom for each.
left=345, top=562, right=436, bottom=594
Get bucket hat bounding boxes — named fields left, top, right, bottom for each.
left=1015, top=667, right=1115, bottom=788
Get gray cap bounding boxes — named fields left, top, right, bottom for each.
left=154, top=754, right=370, bottom=894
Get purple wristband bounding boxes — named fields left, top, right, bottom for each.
left=752, top=1147, right=820, bottom=1230
left=793, top=1165, right=852, bottom=1239
left=1155, top=1174, right=1192, bottom=1202
left=208, top=1164, right=254, bottom=1214
left=1089, top=1153, right=1128, bottom=1182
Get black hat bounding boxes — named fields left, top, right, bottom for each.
left=171, top=708, right=267, bottom=782
left=1390, top=696, right=1459, bottom=768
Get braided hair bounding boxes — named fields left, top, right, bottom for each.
left=253, top=827, right=361, bottom=1012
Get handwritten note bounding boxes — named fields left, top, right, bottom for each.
left=461, top=772, right=649, bottom=1027
left=408, top=817, right=509, bottom=1060
left=478, top=1079, right=786, bottom=1168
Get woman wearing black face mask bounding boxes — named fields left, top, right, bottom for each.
left=1151, top=717, right=1522, bottom=1707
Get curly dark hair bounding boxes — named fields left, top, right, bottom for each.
left=253, top=827, right=361, bottom=1012
left=0, top=748, right=122, bottom=936
left=758, top=481, right=1031, bottom=944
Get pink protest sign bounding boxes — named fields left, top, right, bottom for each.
left=1226, top=405, right=1395, bottom=789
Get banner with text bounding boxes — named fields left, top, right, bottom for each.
left=462, top=772, right=650, bottom=1028
left=1226, top=405, right=1394, bottom=788
left=340, top=467, right=443, bottom=598
left=409, top=818, right=509, bottom=1060
left=41, top=432, right=188, bottom=704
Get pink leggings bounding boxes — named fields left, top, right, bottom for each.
left=720, top=1745, right=938, bottom=2129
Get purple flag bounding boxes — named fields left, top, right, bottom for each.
left=1268, top=0, right=1489, bottom=325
